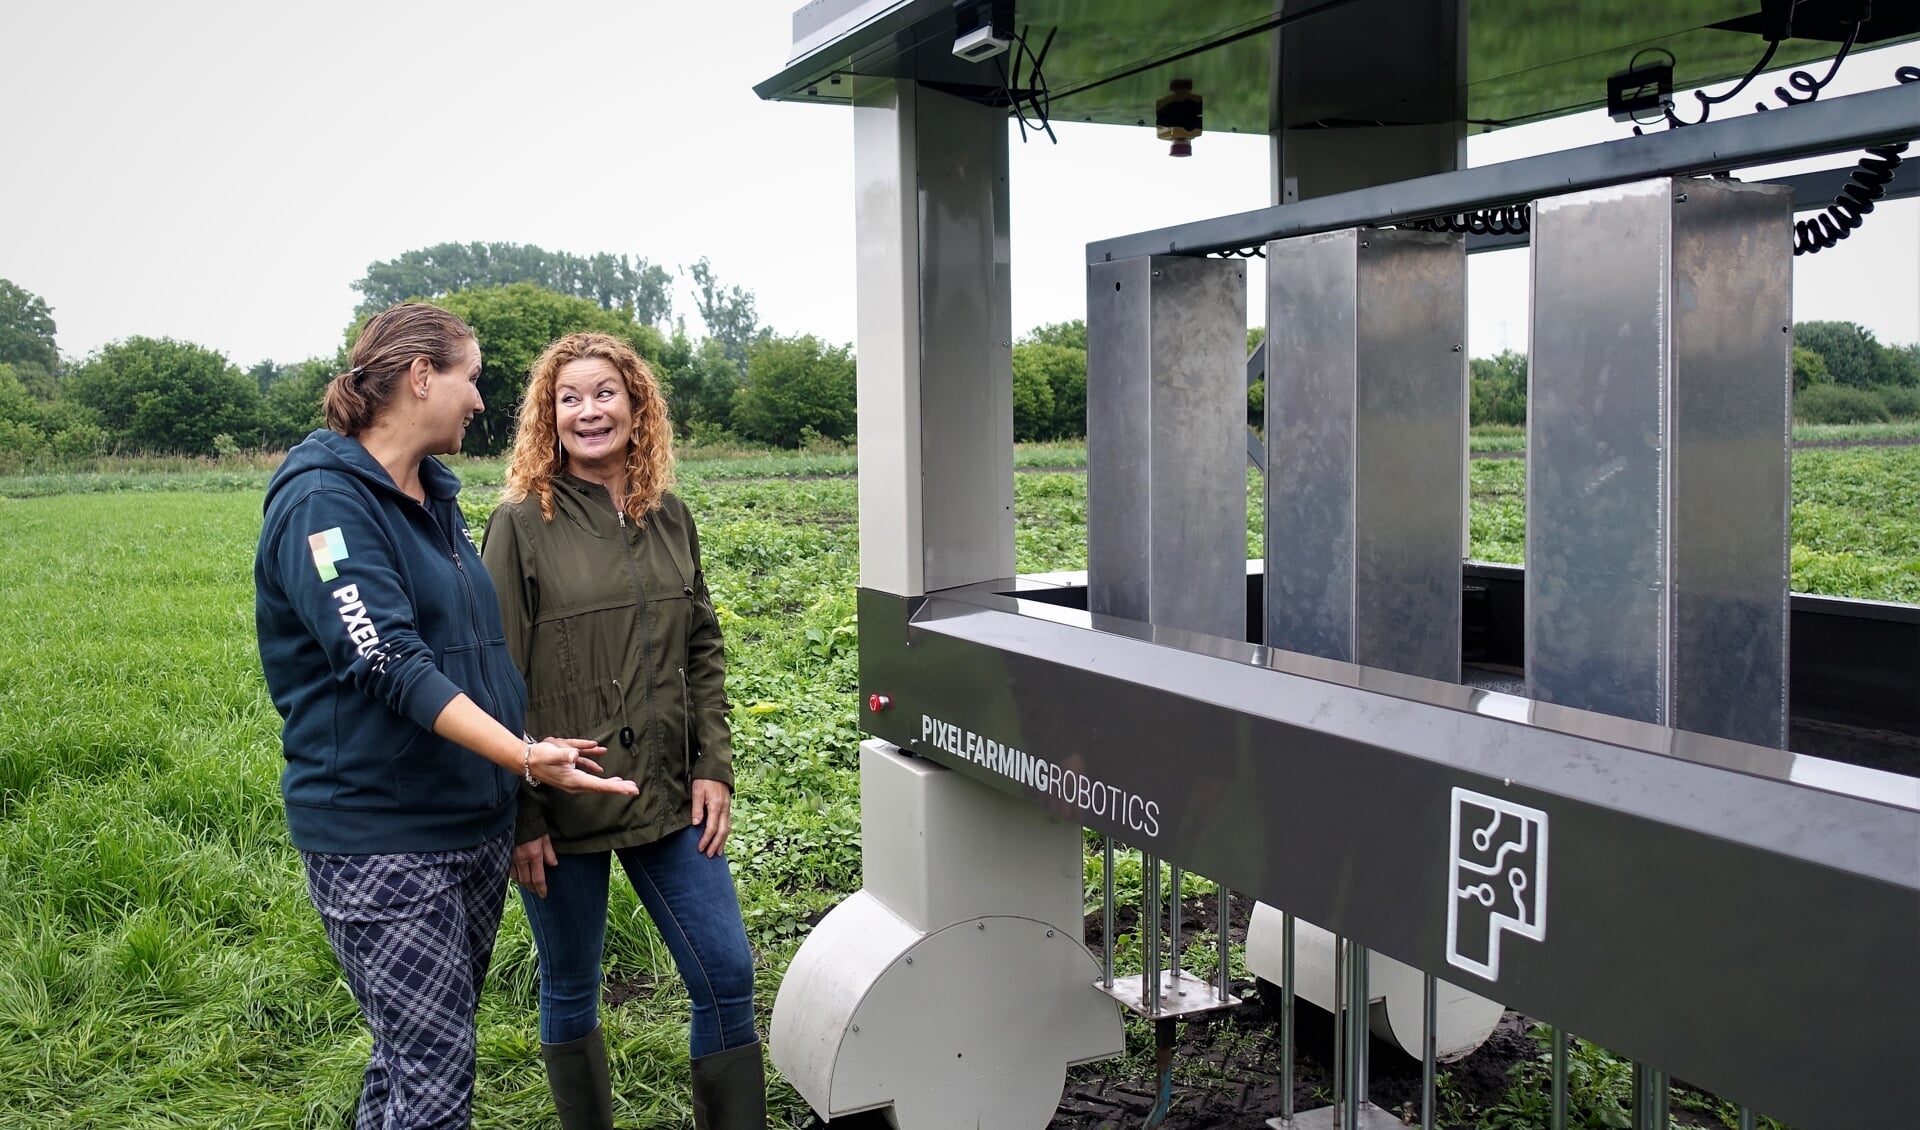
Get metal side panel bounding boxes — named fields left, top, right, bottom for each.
left=915, top=85, right=1015, bottom=592
left=853, top=77, right=925, bottom=597
left=1353, top=230, right=1466, bottom=683
left=1526, top=180, right=1673, bottom=725
left=1086, top=258, right=1154, bottom=625
left=1088, top=255, right=1247, bottom=639
left=1266, top=230, right=1360, bottom=663
left=1668, top=180, right=1793, bottom=749
left=852, top=79, right=1013, bottom=597
left=855, top=586, right=1920, bottom=1130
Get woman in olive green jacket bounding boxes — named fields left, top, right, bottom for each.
left=481, top=332, right=764, bottom=1130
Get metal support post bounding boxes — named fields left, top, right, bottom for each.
left=1551, top=1028, right=1569, bottom=1130
left=1331, top=938, right=1345, bottom=1117
left=1634, top=1062, right=1669, bottom=1130
left=1342, top=938, right=1368, bottom=1130
left=1420, top=973, right=1436, bottom=1130
left=1102, top=836, right=1116, bottom=989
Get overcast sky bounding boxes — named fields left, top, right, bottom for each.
left=2, top=2, right=1914, bottom=370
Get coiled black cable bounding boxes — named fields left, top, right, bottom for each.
left=1402, top=203, right=1531, bottom=236
left=1793, top=65, right=1919, bottom=256
left=1794, top=143, right=1907, bottom=255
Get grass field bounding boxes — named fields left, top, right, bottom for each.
left=0, top=439, right=1914, bottom=1128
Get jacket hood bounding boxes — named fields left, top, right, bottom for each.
left=266, top=429, right=463, bottom=508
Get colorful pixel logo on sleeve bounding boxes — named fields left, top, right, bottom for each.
left=309, top=527, right=350, bottom=582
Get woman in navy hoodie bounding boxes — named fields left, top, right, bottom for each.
left=255, top=303, right=639, bottom=1129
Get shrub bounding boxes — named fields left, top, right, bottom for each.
left=1792, top=345, right=1831, bottom=392
left=1011, top=354, right=1054, bottom=441
left=1874, top=384, right=1920, bottom=420
left=1794, top=383, right=1890, bottom=425
left=1794, top=321, right=1888, bottom=390
left=49, top=423, right=107, bottom=461
left=1012, top=342, right=1086, bottom=439
left=65, top=337, right=262, bottom=456
left=0, top=417, right=46, bottom=471
left=730, top=334, right=856, bottom=448
left=1469, top=350, right=1528, bottom=426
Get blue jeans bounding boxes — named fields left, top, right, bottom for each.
left=521, top=823, right=757, bottom=1058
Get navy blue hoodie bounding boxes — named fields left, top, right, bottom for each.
left=255, top=429, right=525, bottom=854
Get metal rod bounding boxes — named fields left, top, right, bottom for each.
left=1169, top=864, right=1183, bottom=990
left=1102, top=837, right=1115, bottom=989
left=1551, top=1027, right=1569, bottom=1130
left=1215, top=884, right=1231, bottom=1002
left=1145, top=1017, right=1177, bottom=1129
left=1280, top=912, right=1295, bottom=1122
left=1421, top=972, right=1436, bottom=1130
left=1343, top=940, right=1367, bottom=1130
left=1144, top=853, right=1160, bottom=1015
left=1738, top=1107, right=1757, bottom=1130
left=1087, top=85, right=1920, bottom=263
left=1332, top=936, right=1345, bottom=1116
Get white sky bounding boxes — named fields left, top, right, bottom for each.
left=1, top=2, right=1915, bottom=368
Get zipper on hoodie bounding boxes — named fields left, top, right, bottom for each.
left=429, top=501, right=509, bottom=801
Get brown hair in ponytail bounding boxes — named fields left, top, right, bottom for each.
left=322, top=303, right=477, bottom=436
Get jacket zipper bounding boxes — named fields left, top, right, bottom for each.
left=679, top=666, right=692, bottom=780
left=611, top=501, right=665, bottom=787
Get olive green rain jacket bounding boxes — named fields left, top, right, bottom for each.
left=480, top=474, right=733, bottom=853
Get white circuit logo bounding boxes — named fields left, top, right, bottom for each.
left=1445, top=787, right=1548, bottom=982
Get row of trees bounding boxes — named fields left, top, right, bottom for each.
left=0, top=258, right=858, bottom=464
left=1464, top=323, right=1920, bottom=428
left=5, top=254, right=1917, bottom=466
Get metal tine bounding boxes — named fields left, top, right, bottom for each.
left=1281, top=912, right=1296, bottom=1123
left=1143, top=853, right=1161, bottom=1015
left=1215, top=884, right=1230, bottom=1003
left=1102, top=837, right=1115, bottom=989
left=1169, top=864, right=1183, bottom=992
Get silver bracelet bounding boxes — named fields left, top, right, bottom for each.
left=522, top=739, right=540, bottom=788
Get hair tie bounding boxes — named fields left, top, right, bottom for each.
left=349, top=366, right=367, bottom=378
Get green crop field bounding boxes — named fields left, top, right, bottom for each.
left=1, top=441, right=1913, bottom=1128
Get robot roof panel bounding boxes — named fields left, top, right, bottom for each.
left=757, top=0, right=1919, bottom=135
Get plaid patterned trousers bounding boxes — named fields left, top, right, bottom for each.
left=302, top=830, right=512, bottom=1130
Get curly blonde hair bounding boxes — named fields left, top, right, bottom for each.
left=503, top=333, right=675, bottom=526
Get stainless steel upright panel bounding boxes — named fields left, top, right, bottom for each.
left=1086, top=255, right=1248, bottom=640
left=1264, top=228, right=1467, bottom=680
left=1527, top=178, right=1793, bottom=747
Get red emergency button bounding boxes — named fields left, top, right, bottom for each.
left=868, top=693, right=893, bottom=713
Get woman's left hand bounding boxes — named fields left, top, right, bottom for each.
left=691, top=778, right=733, bottom=857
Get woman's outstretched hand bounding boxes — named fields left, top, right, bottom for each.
left=527, top=738, right=637, bottom=795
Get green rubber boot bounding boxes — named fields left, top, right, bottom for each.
left=690, top=1040, right=767, bottom=1130
left=540, top=1026, right=614, bottom=1130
